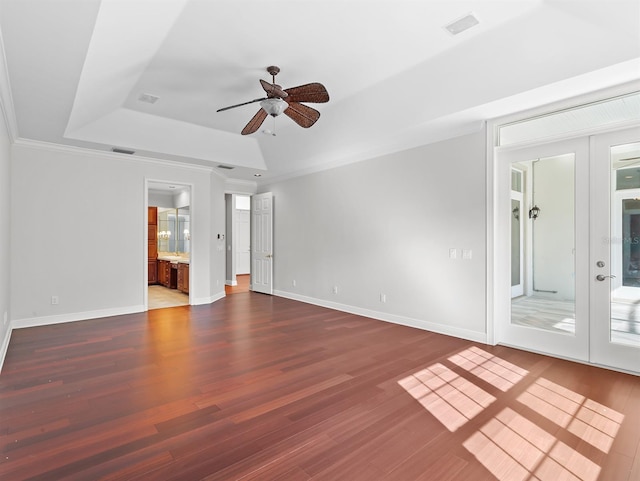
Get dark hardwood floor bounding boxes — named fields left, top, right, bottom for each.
left=225, top=274, right=250, bottom=295
left=1, top=293, right=638, bottom=480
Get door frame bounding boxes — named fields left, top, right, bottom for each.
left=145, top=179, right=194, bottom=309
left=486, top=82, right=640, bottom=372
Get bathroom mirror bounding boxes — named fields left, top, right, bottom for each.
left=157, top=207, right=190, bottom=254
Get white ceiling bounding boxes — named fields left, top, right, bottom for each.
left=0, top=0, right=638, bottom=184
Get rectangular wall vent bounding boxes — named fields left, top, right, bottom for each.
left=444, top=13, right=479, bottom=35
left=138, top=93, right=159, bottom=104
left=112, top=147, right=135, bottom=155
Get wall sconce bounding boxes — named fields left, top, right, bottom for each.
left=183, top=229, right=190, bottom=241
left=529, top=205, right=540, bottom=220
left=158, top=230, right=171, bottom=240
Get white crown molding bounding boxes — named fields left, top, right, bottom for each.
left=12, top=137, right=214, bottom=173
left=0, top=26, right=19, bottom=142
left=224, top=178, right=258, bottom=195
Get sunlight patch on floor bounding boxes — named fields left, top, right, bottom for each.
left=398, top=347, right=624, bottom=481
left=448, top=346, right=529, bottom=392
left=397, top=363, right=495, bottom=432
left=464, top=407, right=602, bottom=481
left=518, top=378, right=623, bottom=453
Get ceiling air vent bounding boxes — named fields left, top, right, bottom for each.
left=217, top=165, right=235, bottom=170
left=138, top=93, right=159, bottom=104
left=444, top=13, right=479, bottom=35
left=112, top=147, right=135, bottom=155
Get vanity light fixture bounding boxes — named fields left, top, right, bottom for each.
left=159, top=230, right=172, bottom=240
left=183, top=229, right=190, bottom=241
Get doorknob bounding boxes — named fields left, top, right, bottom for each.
left=266, top=254, right=272, bottom=258
left=596, top=274, right=616, bottom=281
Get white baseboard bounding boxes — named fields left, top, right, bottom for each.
left=226, top=279, right=238, bottom=286
left=273, top=290, right=487, bottom=344
left=193, top=291, right=226, bottom=305
left=0, top=326, right=12, bottom=373
left=11, top=305, right=147, bottom=330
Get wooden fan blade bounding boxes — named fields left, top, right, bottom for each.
left=260, top=79, right=288, bottom=98
left=284, top=102, right=320, bottom=128
left=284, top=83, right=329, bottom=103
left=241, top=109, right=268, bottom=135
left=217, top=97, right=266, bottom=112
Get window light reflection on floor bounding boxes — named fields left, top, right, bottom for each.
left=518, top=378, right=623, bottom=454
left=398, top=347, right=624, bottom=481
left=448, top=346, right=529, bottom=391
left=464, top=407, right=602, bottom=481
left=397, top=363, right=496, bottom=432
left=397, top=347, right=527, bottom=432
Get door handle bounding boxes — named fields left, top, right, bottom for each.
left=266, top=254, right=272, bottom=258
left=596, top=274, right=616, bottom=281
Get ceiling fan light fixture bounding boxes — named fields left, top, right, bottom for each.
left=260, top=98, right=288, bottom=117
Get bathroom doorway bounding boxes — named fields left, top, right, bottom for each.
left=225, top=194, right=251, bottom=294
left=147, top=181, right=192, bottom=310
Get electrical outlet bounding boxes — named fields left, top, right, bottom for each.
left=462, top=249, right=473, bottom=260
left=292, top=280, right=297, bottom=287
left=332, top=286, right=338, bottom=294
left=51, top=296, right=59, bottom=305
left=3, top=311, right=7, bottom=326
left=449, top=248, right=457, bottom=259
left=380, top=293, right=386, bottom=303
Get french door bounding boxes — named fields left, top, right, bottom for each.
left=497, top=137, right=590, bottom=362
left=591, top=128, right=640, bottom=373
left=496, top=128, right=640, bottom=374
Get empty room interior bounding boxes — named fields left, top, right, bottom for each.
left=0, top=1, right=639, bottom=480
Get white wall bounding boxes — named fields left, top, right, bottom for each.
left=262, top=130, right=487, bottom=341
left=0, top=104, right=11, bottom=364
left=10, top=143, right=226, bottom=326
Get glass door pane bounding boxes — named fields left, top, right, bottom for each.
left=610, top=143, right=640, bottom=348
left=511, top=154, right=575, bottom=334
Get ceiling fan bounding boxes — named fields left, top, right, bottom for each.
left=217, top=66, right=329, bottom=135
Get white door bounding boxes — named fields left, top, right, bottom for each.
left=591, top=128, right=640, bottom=373
left=236, top=210, right=250, bottom=274
left=496, top=137, right=590, bottom=362
left=251, top=192, right=273, bottom=294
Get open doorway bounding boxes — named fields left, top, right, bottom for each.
left=225, top=194, right=251, bottom=295
left=147, top=182, right=192, bottom=309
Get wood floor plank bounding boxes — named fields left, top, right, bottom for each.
left=1, top=292, right=639, bottom=480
